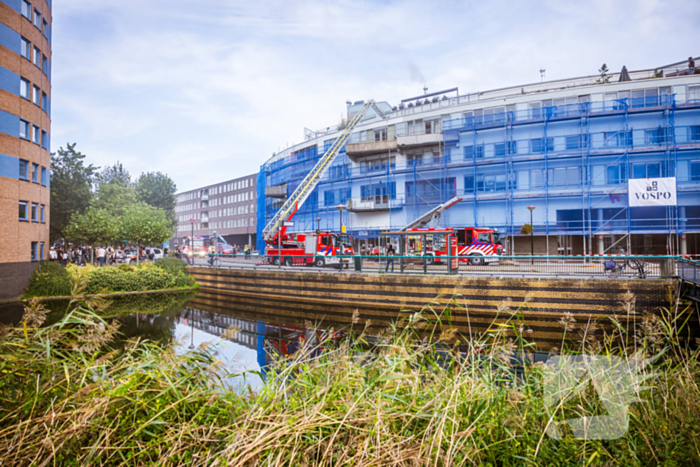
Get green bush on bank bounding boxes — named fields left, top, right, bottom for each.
left=24, top=262, right=72, bottom=298
left=154, top=257, right=187, bottom=276
left=23, top=261, right=196, bottom=298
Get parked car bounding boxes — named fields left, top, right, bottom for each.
left=218, top=244, right=234, bottom=255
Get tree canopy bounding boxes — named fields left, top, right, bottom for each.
left=50, top=143, right=97, bottom=243
left=51, top=144, right=178, bottom=246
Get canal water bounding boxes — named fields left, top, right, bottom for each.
left=0, top=290, right=394, bottom=391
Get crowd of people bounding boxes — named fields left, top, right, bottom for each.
left=47, top=245, right=168, bottom=267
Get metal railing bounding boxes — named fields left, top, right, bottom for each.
left=187, top=253, right=680, bottom=279
left=679, top=258, right=700, bottom=286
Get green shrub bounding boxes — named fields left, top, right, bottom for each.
left=24, top=262, right=72, bottom=298
left=116, top=264, right=134, bottom=272
left=154, top=257, right=186, bottom=275
left=82, top=263, right=195, bottom=294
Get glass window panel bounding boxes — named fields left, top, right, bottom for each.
left=20, top=79, right=29, bottom=98
left=647, top=163, right=661, bottom=178
left=633, top=164, right=646, bottom=179
left=19, top=201, right=27, bottom=220
left=531, top=169, right=544, bottom=187
left=691, top=161, right=700, bottom=181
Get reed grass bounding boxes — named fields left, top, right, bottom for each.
left=0, top=294, right=698, bottom=466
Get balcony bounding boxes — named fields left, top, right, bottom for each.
left=265, top=183, right=287, bottom=199
left=345, top=139, right=397, bottom=161
left=346, top=196, right=402, bottom=212
left=396, top=133, right=442, bottom=148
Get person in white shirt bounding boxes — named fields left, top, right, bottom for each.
left=97, top=246, right=106, bottom=267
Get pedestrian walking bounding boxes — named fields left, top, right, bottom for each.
left=385, top=243, right=396, bottom=273
left=97, top=246, right=106, bottom=267
left=689, top=56, right=696, bottom=74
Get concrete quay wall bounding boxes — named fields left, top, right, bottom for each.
left=188, top=267, right=684, bottom=349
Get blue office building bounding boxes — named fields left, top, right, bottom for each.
left=257, top=60, right=700, bottom=256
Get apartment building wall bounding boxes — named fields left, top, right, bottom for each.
left=0, top=0, right=52, bottom=300
left=259, top=72, right=700, bottom=256
left=173, top=173, right=258, bottom=249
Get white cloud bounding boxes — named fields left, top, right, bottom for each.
left=52, top=0, right=700, bottom=192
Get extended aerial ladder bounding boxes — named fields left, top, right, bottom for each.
left=263, top=99, right=387, bottom=244
left=399, top=196, right=463, bottom=231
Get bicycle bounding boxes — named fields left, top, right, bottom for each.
left=208, top=255, right=222, bottom=267
left=603, top=258, right=646, bottom=278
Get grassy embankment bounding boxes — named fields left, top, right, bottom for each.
left=22, top=258, right=198, bottom=299
left=0, top=293, right=698, bottom=466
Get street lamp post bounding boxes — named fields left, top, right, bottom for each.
left=189, top=218, right=195, bottom=266
left=316, top=217, right=321, bottom=233
left=336, top=205, right=345, bottom=273
left=527, top=206, right=535, bottom=264
left=336, top=204, right=345, bottom=233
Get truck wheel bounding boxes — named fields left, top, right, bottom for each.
left=273, top=257, right=281, bottom=266
left=425, top=256, right=434, bottom=266
left=283, top=257, right=293, bottom=267
left=315, top=257, right=325, bottom=267
left=469, top=254, right=484, bottom=266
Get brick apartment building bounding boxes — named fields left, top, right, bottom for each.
left=172, top=173, right=258, bottom=250
left=0, top=0, right=52, bottom=300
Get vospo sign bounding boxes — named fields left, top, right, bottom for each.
left=628, top=177, right=677, bottom=207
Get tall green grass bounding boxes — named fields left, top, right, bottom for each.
left=0, top=295, right=698, bottom=466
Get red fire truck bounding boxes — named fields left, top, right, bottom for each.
left=400, top=227, right=504, bottom=265
left=265, top=231, right=353, bottom=268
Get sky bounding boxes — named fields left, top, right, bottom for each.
left=52, top=0, right=700, bottom=192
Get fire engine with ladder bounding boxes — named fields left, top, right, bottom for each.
left=397, top=197, right=505, bottom=266
left=262, top=100, right=389, bottom=267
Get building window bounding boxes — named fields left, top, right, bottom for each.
left=42, top=56, right=48, bottom=75
left=19, top=201, right=28, bottom=221
left=33, top=47, right=41, bottom=67
left=645, top=128, right=668, bottom=145
left=606, top=164, right=626, bottom=184
left=31, top=202, right=38, bottom=221
left=31, top=242, right=37, bottom=261
left=19, top=159, right=29, bottom=180
left=566, top=135, right=588, bottom=150
left=494, top=141, right=516, bottom=157
left=40, top=242, right=44, bottom=260
left=691, top=161, right=700, bottom=181
left=41, top=130, right=48, bottom=149
left=530, top=169, right=544, bottom=188
left=463, top=145, right=484, bottom=159
left=464, top=175, right=474, bottom=192
left=40, top=204, right=45, bottom=222
left=42, top=19, right=49, bottom=38
left=20, top=78, right=30, bottom=99
left=20, top=37, right=30, bottom=59
left=531, top=137, right=554, bottom=153
left=20, top=120, right=29, bottom=139
left=21, top=0, right=31, bottom=19
left=31, top=163, right=38, bottom=182
left=33, top=125, right=40, bottom=144
left=33, top=9, right=41, bottom=28
left=324, top=190, right=335, bottom=206
left=374, top=128, right=387, bottom=141
left=41, top=92, right=48, bottom=112
left=32, top=85, right=40, bottom=105
left=689, top=126, right=700, bottom=142
left=41, top=167, right=47, bottom=185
